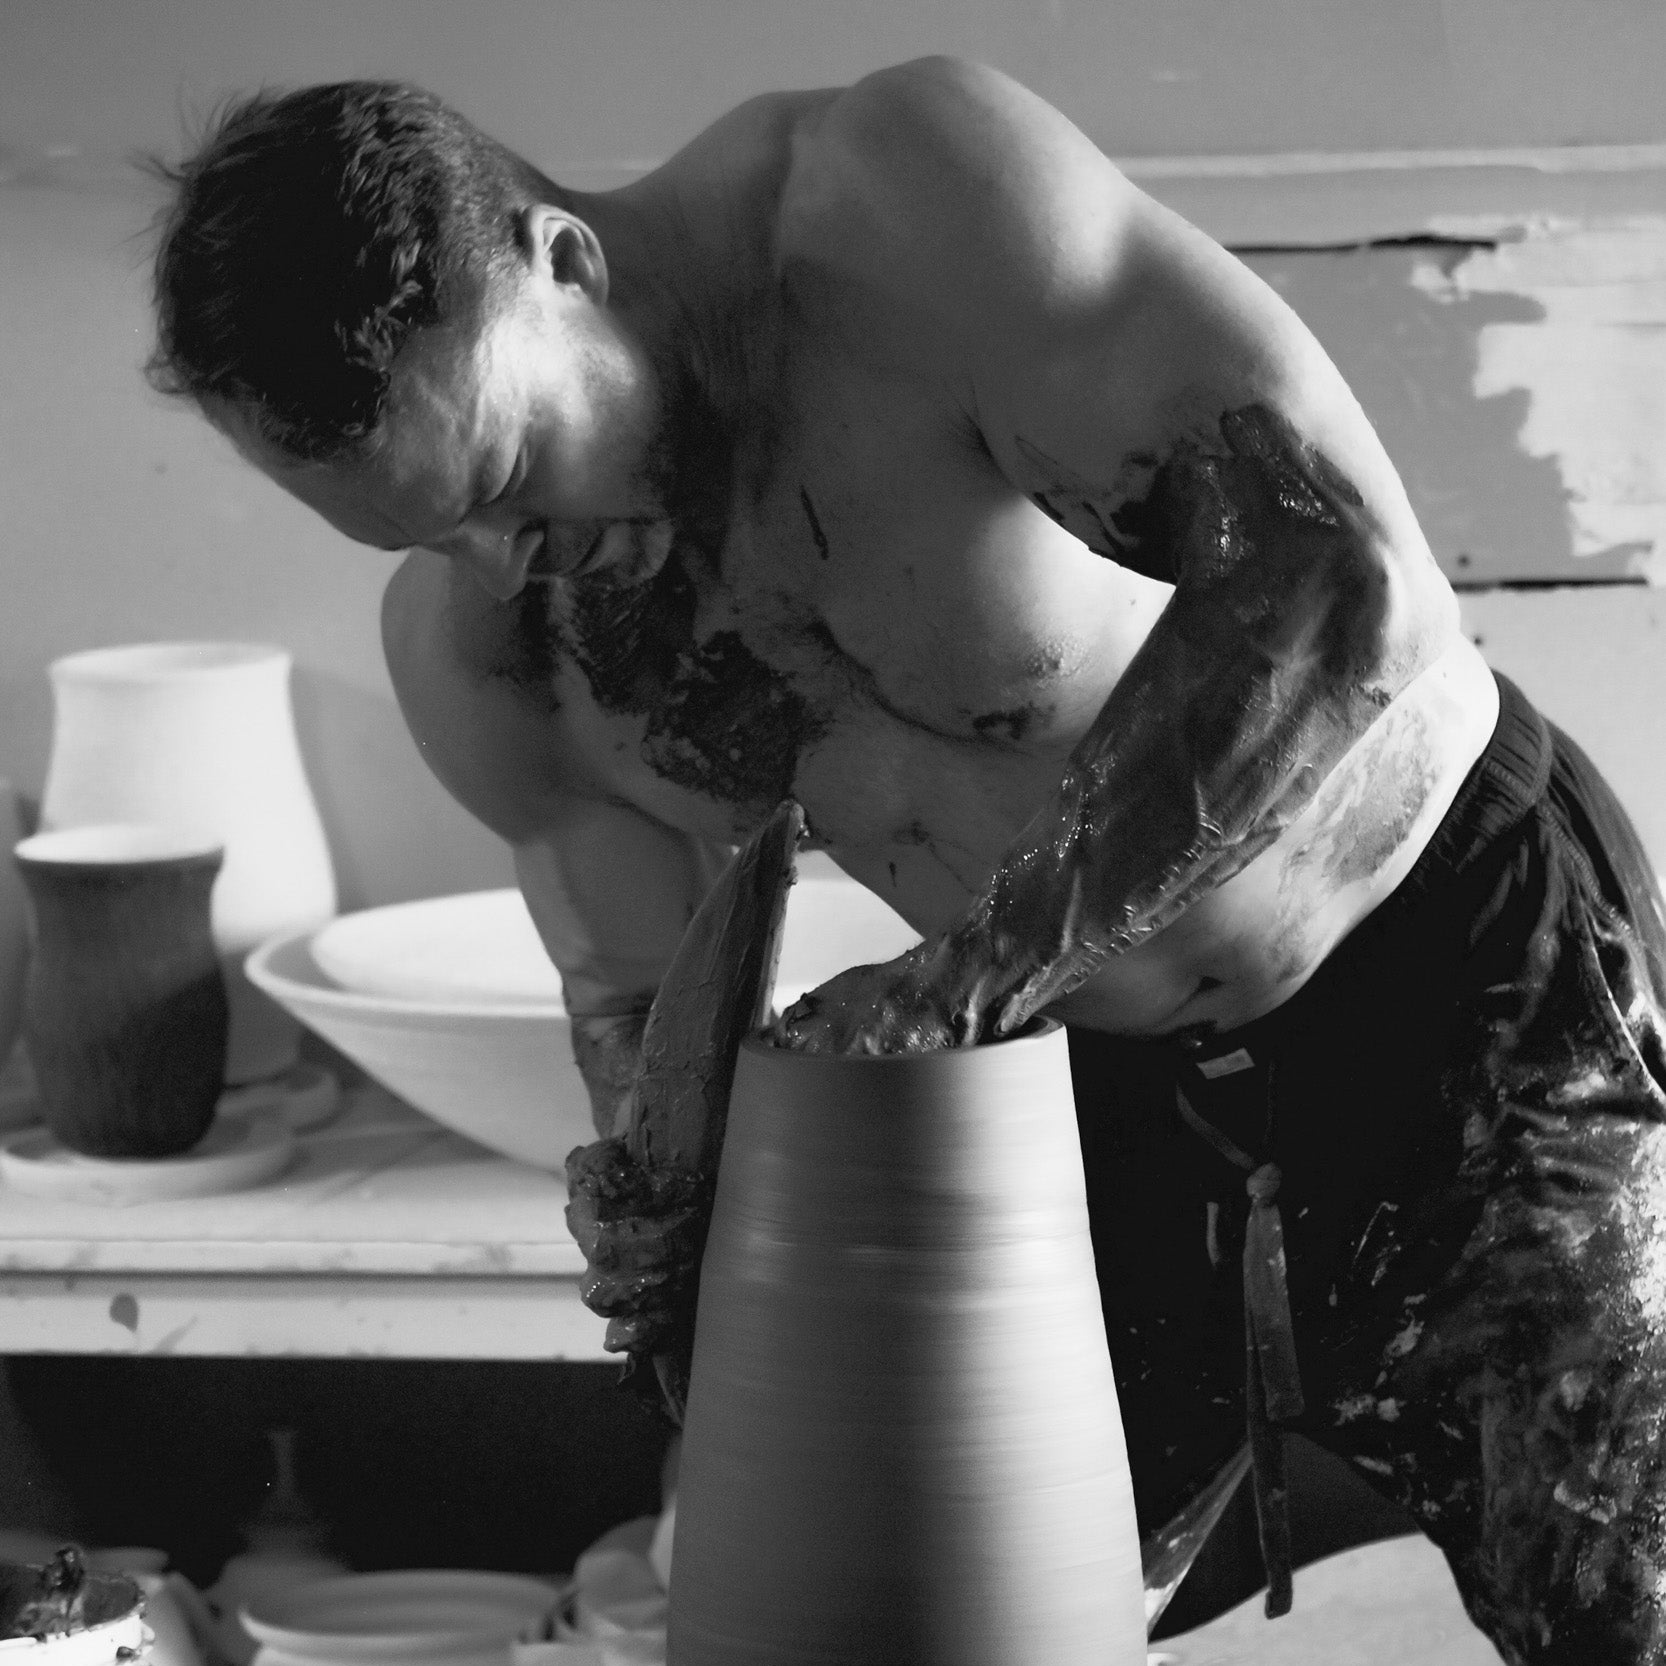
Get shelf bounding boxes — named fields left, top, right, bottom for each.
left=0, top=1085, right=610, bottom=1361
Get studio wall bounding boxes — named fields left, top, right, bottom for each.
left=2, top=0, right=1663, bottom=904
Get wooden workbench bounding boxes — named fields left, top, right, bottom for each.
left=0, top=1085, right=607, bottom=1360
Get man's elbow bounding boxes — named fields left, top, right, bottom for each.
left=1368, top=539, right=1462, bottom=692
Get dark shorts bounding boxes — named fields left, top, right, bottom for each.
left=1070, top=672, right=1666, bottom=1664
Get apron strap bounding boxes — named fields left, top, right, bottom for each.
left=1175, top=1082, right=1305, bottom=1618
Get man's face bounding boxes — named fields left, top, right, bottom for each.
left=228, top=251, right=673, bottom=601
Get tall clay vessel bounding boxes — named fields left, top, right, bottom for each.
left=671, top=1022, right=1146, bottom=1664
left=41, top=642, right=336, bottom=1082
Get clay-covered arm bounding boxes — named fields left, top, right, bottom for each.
left=778, top=403, right=1443, bottom=1050
left=512, top=816, right=731, bottom=1135
left=772, top=59, right=1457, bottom=1051
left=925, top=403, right=1445, bottom=1039
left=565, top=800, right=803, bottom=1421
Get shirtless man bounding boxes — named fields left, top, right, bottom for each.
left=149, top=60, right=1666, bottom=1662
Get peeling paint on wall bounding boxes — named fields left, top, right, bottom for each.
left=1240, top=243, right=1591, bottom=587
left=1410, top=220, right=1666, bottom=579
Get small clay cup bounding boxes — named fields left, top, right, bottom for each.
left=15, top=824, right=228, bottom=1157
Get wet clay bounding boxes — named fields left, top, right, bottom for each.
left=561, top=558, right=826, bottom=818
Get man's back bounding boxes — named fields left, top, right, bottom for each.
left=382, top=56, right=1498, bottom=1039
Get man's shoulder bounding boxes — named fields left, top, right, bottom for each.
left=776, top=58, right=1146, bottom=330
left=380, top=554, right=572, bottom=842
left=380, top=553, right=496, bottom=776
left=809, top=57, right=1045, bottom=165
left=380, top=549, right=469, bottom=698
left=675, top=58, right=1002, bottom=198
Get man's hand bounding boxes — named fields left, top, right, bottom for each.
left=564, top=1137, right=709, bottom=1350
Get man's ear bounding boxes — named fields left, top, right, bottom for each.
left=521, top=204, right=609, bottom=304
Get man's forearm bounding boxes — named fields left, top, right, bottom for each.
left=933, top=405, right=1443, bottom=1037
left=939, top=408, right=1430, bottom=1032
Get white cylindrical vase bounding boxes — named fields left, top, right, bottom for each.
left=41, top=642, right=337, bottom=1083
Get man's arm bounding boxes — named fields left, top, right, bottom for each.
left=513, top=811, right=730, bottom=1134
left=776, top=59, right=1460, bottom=1050
left=382, top=553, right=726, bottom=1129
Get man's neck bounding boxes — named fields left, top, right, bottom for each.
left=559, top=182, right=759, bottom=547
left=576, top=168, right=777, bottom=416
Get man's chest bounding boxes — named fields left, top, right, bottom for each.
left=549, top=370, right=1167, bottom=862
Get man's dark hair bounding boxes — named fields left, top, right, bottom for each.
left=147, top=81, right=548, bottom=462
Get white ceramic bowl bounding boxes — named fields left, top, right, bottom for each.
left=247, top=925, right=584, bottom=1171
left=247, top=864, right=922, bottom=1171
left=309, top=891, right=562, bottom=1006
left=241, top=1569, right=560, bottom=1665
